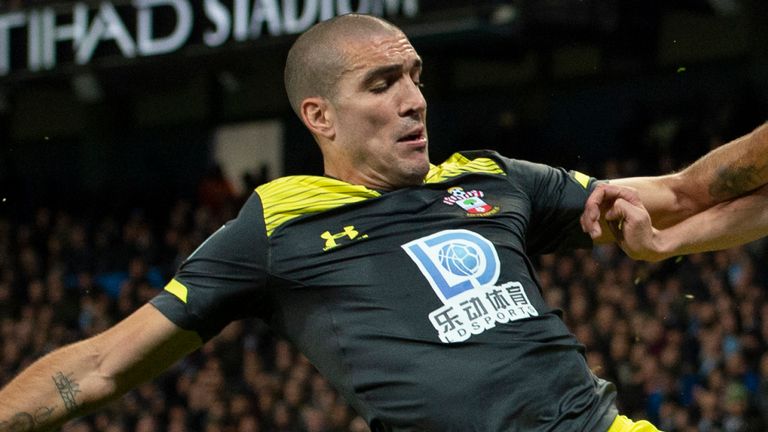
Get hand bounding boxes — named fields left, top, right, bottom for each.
left=580, top=183, right=643, bottom=239
left=606, top=197, right=667, bottom=262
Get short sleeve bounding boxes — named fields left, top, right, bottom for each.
left=506, top=159, right=598, bottom=255
left=150, top=193, right=271, bottom=341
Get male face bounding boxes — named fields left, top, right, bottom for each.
left=328, top=31, right=429, bottom=190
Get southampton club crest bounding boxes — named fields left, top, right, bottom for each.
left=402, top=229, right=538, bottom=343
left=443, top=187, right=499, bottom=216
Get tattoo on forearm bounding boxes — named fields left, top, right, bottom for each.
left=0, top=406, right=56, bottom=432
left=52, top=371, right=81, bottom=412
left=0, top=412, right=35, bottom=432
left=33, top=406, right=55, bottom=425
left=710, top=165, right=765, bottom=200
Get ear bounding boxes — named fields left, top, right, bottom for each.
left=300, top=97, right=335, bottom=140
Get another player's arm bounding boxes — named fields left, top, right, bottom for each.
left=0, top=303, right=202, bottom=432
left=584, top=122, right=768, bottom=240
left=600, top=183, right=768, bottom=261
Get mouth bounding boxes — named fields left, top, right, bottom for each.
left=397, top=127, right=427, bottom=147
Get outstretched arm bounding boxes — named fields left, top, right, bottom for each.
left=598, top=183, right=768, bottom=261
left=679, top=122, right=768, bottom=203
left=0, top=304, right=202, bottom=431
left=583, top=122, right=768, bottom=241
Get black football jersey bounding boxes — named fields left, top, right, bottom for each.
left=151, top=150, right=618, bottom=431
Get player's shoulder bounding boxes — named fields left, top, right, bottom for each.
left=425, top=150, right=509, bottom=184
left=254, top=175, right=381, bottom=236
left=425, top=150, right=588, bottom=188
left=255, top=175, right=381, bottom=200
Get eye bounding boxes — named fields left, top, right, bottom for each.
left=411, top=71, right=424, bottom=88
left=370, top=83, right=390, bottom=94
left=370, top=77, right=397, bottom=94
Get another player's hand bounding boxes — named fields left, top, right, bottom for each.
left=580, top=183, right=643, bottom=240
left=580, top=183, right=667, bottom=260
left=605, top=197, right=667, bottom=262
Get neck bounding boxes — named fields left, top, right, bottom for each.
left=323, top=165, right=395, bottom=191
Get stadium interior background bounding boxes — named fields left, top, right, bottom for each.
left=1, top=1, right=768, bottom=431
left=2, top=0, right=768, bottom=215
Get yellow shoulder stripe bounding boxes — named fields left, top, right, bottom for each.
left=164, top=279, right=188, bottom=303
left=425, top=153, right=505, bottom=184
left=257, top=155, right=503, bottom=235
left=257, top=176, right=380, bottom=236
left=572, top=171, right=591, bottom=189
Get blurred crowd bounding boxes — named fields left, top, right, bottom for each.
left=1, top=160, right=767, bottom=432
left=1, top=0, right=766, bottom=429
left=0, top=177, right=374, bottom=432
left=541, top=240, right=768, bottom=432
left=1, top=144, right=768, bottom=432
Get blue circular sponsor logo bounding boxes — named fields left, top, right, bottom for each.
left=438, top=242, right=480, bottom=276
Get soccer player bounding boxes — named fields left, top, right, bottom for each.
left=2, top=13, right=767, bottom=432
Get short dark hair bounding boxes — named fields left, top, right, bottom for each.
left=284, top=14, right=403, bottom=117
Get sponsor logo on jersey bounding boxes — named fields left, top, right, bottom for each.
left=402, top=229, right=538, bottom=343
left=443, top=187, right=499, bottom=216
left=321, top=225, right=368, bottom=251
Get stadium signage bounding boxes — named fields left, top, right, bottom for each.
left=0, top=0, right=419, bottom=76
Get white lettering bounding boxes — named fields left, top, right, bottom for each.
left=203, top=0, right=231, bottom=47
left=319, top=0, right=334, bottom=21
left=249, top=0, right=282, bottom=38
left=233, top=0, right=249, bottom=41
left=282, top=0, right=318, bottom=34
left=27, top=10, right=42, bottom=71
left=429, top=281, right=539, bottom=343
left=76, top=2, right=136, bottom=64
left=136, top=0, right=193, bottom=56
left=41, top=4, right=87, bottom=70
left=41, top=9, right=54, bottom=69
left=1, top=0, right=420, bottom=76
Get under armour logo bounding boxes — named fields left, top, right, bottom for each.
left=321, top=226, right=367, bottom=251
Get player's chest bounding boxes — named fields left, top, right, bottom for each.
left=268, top=176, right=531, bottom=278
left=267, top=176, right=546, bottom=343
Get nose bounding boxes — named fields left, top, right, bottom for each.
left=399, top=79, right=427, bottom=118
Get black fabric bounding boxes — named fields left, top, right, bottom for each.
left=151, top=151, right=619, bottom=431
left=150, top=193, right=271, bottom=340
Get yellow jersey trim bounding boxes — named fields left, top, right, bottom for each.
left=607, top=415, right=660, bottom=432
left=164, top=279, right=188, bottom=304
left=572, top=171, right=590, bottom=189
left=257, top=176, right=381, bottom=236
left=425, top=154, right=505, bottom=183
left=257, top=153, right=505, bottom=236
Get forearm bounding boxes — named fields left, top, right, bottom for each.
left=680, top=121, right=768, bottom=204
left=612, top=122, right=768, bottom=229
left=0, top=339, right=116, bottom=431
left=649, top=184, right=768, bottom=260
left=0, top=304, right=202, bottom=431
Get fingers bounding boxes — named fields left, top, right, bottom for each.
left=605, top=198, right=629, bottom=241
left=606, top=197, right=645, bottom=223
left=581, top=185, right=608, bottom=238
left=583, top=184, right=607, bottom=221
left=582, top=186, right=660, bottom=261
left=579, top=183, right=611, bottom=239
left=581, top=183, right=641, bottom=239
left=607, top=197, right=660, bottom=260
